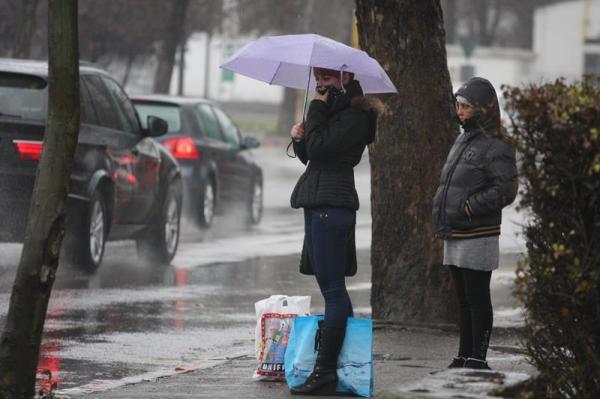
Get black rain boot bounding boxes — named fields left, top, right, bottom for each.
left=291, top=321, right=346, bottom=396
left=448, top=356, right=467, bottom=368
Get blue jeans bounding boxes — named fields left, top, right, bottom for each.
left=304, top=207, right=355, bottom=328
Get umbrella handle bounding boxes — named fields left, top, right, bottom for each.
left=288, top=67, right=311, bottom=159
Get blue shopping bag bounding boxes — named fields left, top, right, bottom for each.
left=284, top=316, right=373, bottom=398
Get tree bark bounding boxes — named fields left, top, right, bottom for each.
left=153, top=1, right=190, bottom=94
left=0, top=1, right=80, bottom=397
left=355, top=0, right=458, bottom=323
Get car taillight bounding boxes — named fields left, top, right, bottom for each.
left=162, top=137, right=200, bottom=160
left=13, top=140, right=43, bottom=160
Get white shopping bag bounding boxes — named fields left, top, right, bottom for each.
left=253, top=295, right=311, bottom=381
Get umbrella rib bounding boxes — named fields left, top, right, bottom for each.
left=269, top=62, right=283, bottom=85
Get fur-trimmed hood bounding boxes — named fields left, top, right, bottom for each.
left=351, top=95, right=385, bottom=116
left=351, top=95, right=383, bottom=145
left=328, top=79, right=384, bottom=145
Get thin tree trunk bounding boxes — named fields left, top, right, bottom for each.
left=177, top=42, right=185, bottom=96
left=153, top=1, right=190, bottom=94
left=0, top=1, right=80, bottom=397
left=355, top=0, right=457, bottom=323
left=276, top=88, right=298, bottom=136
left=121, top=54, right=136, bottom=88
left=474, top=0, right=502, bottom=47
left=12, top=0, right=42, bottom=59
left=276, top=0, right=314, bottom=135
left=204, top=32, right=211, bottom=98
left=442, top=0, right=457, bottom=44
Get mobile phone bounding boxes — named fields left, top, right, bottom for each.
left=316, top=85, right=329, bottom=95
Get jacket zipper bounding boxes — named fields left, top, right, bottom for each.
left=438, top=134, right=477, bottom=230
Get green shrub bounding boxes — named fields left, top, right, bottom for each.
left=503, top=77, right=600, bottom=398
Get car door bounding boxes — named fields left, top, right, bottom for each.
left=100, top=76, right=161, bottom=221
left=211, top=106, right=253, bottom=202
left=193, top=103, right=232, bottom=204
left=83, top=75, right=157, bottom=224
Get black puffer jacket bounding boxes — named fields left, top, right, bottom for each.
left=432, top=77, right=518, bottom=239
left=290, top=80, right=378, bottom=210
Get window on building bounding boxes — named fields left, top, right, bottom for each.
left=584, top=53, right=600, bottom=75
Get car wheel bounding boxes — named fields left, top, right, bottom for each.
left=246, top=179, right=263, bottom=226
left=64, top=189, right=107, bottom=272
left=137, top=190, right=180, bottom=266
left=196, top=179, right=215, bottom=228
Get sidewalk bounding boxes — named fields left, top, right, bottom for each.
left=73, top=322, right=534, bottom=399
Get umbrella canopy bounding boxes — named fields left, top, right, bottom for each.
left=220, top=33, right=397, bottom=94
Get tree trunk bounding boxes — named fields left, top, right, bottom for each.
left=121, top=54, right=136, bottom=88
left=276, top=88, right=298, bottom=136
left=473, top=0, right=502, bottom=47
left=153, top=1, right=190, bottom=94
left=204, top=32, right=212, bottom=99
left=177, top=42, right=185, bottom=96
left=442, top=0, right=457, bottom=44
left=0, top=1, right=80, bottom=397
left=12, top=0, right=42, bottom=59
left=355, top=0, right=458, bottom=323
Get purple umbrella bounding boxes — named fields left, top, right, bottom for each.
left=220, top=34, right=397, bottom=116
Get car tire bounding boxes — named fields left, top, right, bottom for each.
left=137, top=189, right=180, bottom=266
left=196, top=179, right=215, bottom=228
left=246, top=178, right=263, bottom=226
left=64, top=189, right=107, bottom=272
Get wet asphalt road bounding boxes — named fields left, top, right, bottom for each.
left=0, top=215, right=372, bottom=394
left=0, top=143, right=374, bottom=395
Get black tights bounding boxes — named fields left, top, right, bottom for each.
left=448, top=265, right=493, bottom=360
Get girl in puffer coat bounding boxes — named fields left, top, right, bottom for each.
left=432, top=77, right=518, bottom=370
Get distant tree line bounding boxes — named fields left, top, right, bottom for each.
left=0, top=0, right=223, bottom=92
left=441, top=0, right=569, bottom=49
left=0, top=0, right=575, bottom=126
left=0, top=0, right=352, bottom=133
left=0, top=0, right=574, bottom=80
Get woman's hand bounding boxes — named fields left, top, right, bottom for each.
left=290, top=122, right=305, bottom=141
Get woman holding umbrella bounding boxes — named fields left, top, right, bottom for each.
left=220, top=33, right=395, bottom=395
left=432, top=77, right=518, bottom=370
left=288, top=67, right=381, bottom=395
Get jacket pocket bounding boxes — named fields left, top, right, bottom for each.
left=456, top=191, right=470, bottom=221
left=443, top=186, right=467, bottom=226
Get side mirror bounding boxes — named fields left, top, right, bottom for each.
left=241, top=136, right=260, bottom=150
left=145, top=115, right=168, bottom=137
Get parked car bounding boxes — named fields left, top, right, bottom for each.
left=130, top=95, right=263, bottom=228
left=0, top=58, right=182, bottom=271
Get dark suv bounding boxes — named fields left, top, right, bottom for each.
left=0, top=59, right=182, bottom=271
left=131, top=95, right=263, bottom=228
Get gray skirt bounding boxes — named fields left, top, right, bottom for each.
left=443, top=236, right=499, bottom=271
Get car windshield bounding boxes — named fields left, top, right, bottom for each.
left=134, top=103, right=181, bottom=133
left=0, top=72, right=47, bottom=122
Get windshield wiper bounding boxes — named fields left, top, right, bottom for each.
left=0, top=112, right=23, bottom=119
